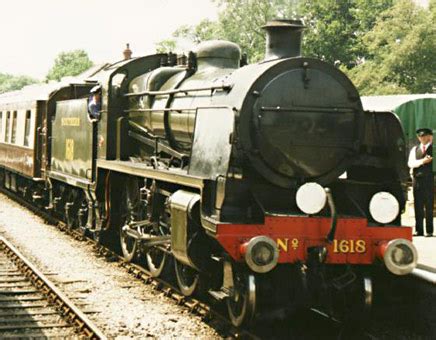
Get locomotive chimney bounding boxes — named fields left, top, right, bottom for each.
left=263, top=19, right=305, bottom=61
left=123, top=43, right=132, bottom=60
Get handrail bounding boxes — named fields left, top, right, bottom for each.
left=261, top=106, right=355, bottom=113
left=124, top=105, right=228, bottom=113
left=124, top=84, right=232, bottom=97
left=325, top=188, right=338, bottom=243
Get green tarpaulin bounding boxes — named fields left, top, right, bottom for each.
left=362, top=94, right=436, bottom=171
left=395, top=98, right=436, bottom=143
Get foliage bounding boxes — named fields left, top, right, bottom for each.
left=173, top=19, right=222, bottom=44
left=343, top=62, right=409, bottom=95
left=156, top=0, right=435, bottom=94
left=46, top=50, right=93, bottom=81
left=0, top=73, right=38, bottom=94
left=172, top=1, right=299, bottom=62
left=155, top=39, right=177, bottom=53
left=301, top=0, right=393, bottom=68
left=346, top=0, right=436, bottom=94
left=163, top=0, right=392, bottom=64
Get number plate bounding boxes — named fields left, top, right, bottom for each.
left=333, top=239, right=366, bottom=254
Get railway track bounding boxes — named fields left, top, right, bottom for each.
left=0, top=188, right=387, bottom=339
left=0, top=236, right=106, bottom=339
left=0, top=188, right=257, bottom=338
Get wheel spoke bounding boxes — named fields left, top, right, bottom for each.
left=144, top=211, right=170, bottom=278
left=146, top=248, right=167, bottom=277
left=120, top=225, right=137, bottom=262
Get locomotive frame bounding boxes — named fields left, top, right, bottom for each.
left=0, top=19, right=418, bottom=327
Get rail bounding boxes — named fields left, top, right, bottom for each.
left=0, top=236, right=106, bottom=339
left=411, top=264, right=436, bottom=285
left=0, top=187, right=388, bottom=338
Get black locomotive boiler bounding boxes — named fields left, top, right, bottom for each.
left=0, top=20, right=417, bottom=326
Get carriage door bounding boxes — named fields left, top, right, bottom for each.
left=36, top=100, right=47, bottom=179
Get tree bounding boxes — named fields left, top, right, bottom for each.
left=46, top=50, right=93, bottom=81
left=346, top=0, right=436, bottom=94
left=155, top=39, right=177, bottom=53
left=301, top=0, right=393, bottom=68
left=173, top=19, right=222, bottom=44
left=343, top=61, right=409, bottom=95
left=160, top=0, right=393, bottom=64
left=157, top=0, right=434, bottom=94
left=0, top=73, right=38, bottom=94
left=170, top=1, right=299, bottom=62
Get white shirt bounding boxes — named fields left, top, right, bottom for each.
left=408, top=142, right=432, bottom=169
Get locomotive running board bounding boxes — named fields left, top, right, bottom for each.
left=97, top=159, right=205, bottom=189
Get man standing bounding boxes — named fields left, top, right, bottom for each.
left=408, top=128, right=434, bottom=237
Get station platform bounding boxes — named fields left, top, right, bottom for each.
left=402, top=215, right=436, bottom=270
left=402, top=187, right=435, bottom=270
left=412, top=237, right=436, bottom=270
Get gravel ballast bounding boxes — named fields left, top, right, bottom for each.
left=0, top=193, right=219, bottom=339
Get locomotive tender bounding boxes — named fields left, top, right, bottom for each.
left=0, top=20, right=417, bottom=326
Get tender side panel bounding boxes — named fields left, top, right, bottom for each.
left=50, top=99, right=95, bottom=183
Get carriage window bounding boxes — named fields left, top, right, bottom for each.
left=24, top=110, right=31, bottom=146
left=11, top=111, right=17, bottom=144
left=5, top=112, right=10, bottom=142
left=0, top=112, right=3, bottom=141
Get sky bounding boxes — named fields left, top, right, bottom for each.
left=0, top=0, right=218, bottom=79
left=0, top=0, right=430, bottom=80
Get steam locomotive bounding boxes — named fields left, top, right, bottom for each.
left=0, top=20, right=417, bottom=326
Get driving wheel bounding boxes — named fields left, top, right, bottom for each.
left=175, top=260, right=199, bottom=296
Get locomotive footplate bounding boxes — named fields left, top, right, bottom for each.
left=97, top=159, right=205, bottom=189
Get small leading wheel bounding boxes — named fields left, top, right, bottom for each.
left=78, top=223, right=88, bottom=238
left=227, top=268, right=256, bottom=327
left=91, top=229, right=101, bottom=243
left=175, top=260, right=199, bottom=296
left=65, top=202, right=77, bottom=230
left=337, top=275, right=373, bottom=339
left=77, top=201, right=88, bottom=236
